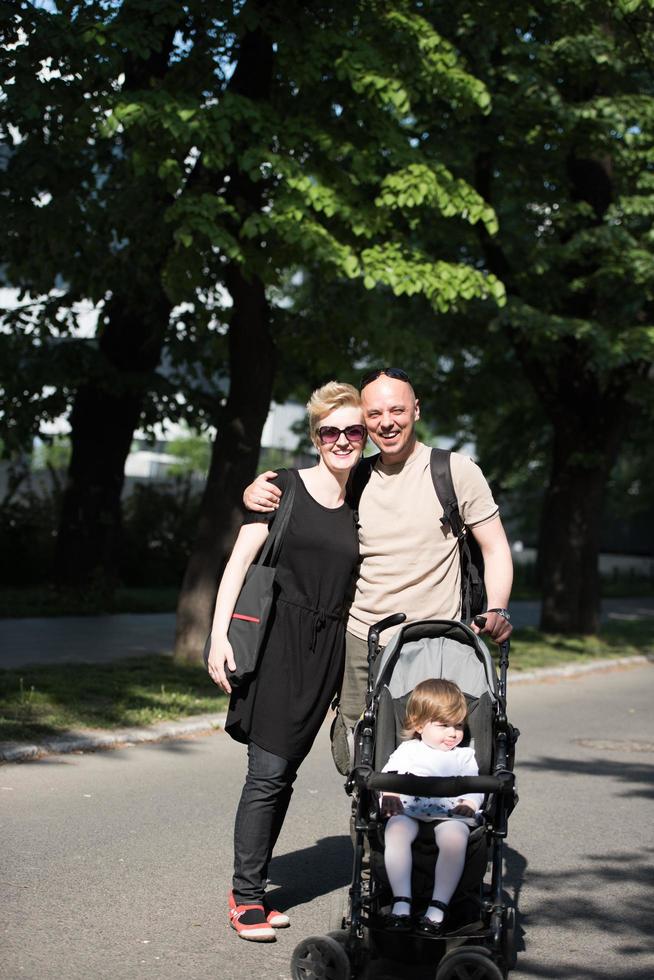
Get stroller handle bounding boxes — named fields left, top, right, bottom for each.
left=368, top=613, right=407, bottom=645
left=366, top=772, right=510, bottom=796
left=367, top=613, right=407, bottom=670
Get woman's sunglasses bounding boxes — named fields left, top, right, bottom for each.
left=317, top=424, right=367, bottom=445
left=359, top=367, right=412, bottom=390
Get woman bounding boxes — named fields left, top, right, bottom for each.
left=207, top=381, right=366, bottom=942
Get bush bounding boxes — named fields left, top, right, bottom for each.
left=0, top=471, right=203, bottom=589
left=0, top=484, right=59, bottom=586
left=118, top=477, right=202, bottom=587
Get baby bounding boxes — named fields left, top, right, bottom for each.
left=380, top=678, right=483, bottom=935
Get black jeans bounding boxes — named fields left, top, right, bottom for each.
left=232, top=741, right=302, bottom=905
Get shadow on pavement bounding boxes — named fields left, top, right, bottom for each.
left=354, top=836, right=651, bottom=980
left=285, top=837, right=650, bottom=979
left=505, top=842, right=528, bottom=959
left=518, top=753, right=654, bottom=800
left=512, top=843, right=653, bottom=978
left=512, top=959, right=654, bottom=979
left=267, top=834, right=353, bottom=908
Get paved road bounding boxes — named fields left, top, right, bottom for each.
left=0, top=598, right=652, bottom=669
left=1, top=663, right=653, bottom=980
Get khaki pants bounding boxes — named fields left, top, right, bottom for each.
left=338, top=630, right=375, bottom=876
left=338, top=631, right=371, bottom=731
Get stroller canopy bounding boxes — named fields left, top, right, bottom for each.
left=373, top=619, right=498, bottom=703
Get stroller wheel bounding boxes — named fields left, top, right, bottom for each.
left=327, top=929, right=351, bottom=951
left=291, top=935, right=351, bottom=980
left=436, top=947, right=504, bottom=980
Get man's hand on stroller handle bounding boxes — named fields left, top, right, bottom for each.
left=472, top=610, right=513, bottom=644
left=380, top=793, right=405, bottom=817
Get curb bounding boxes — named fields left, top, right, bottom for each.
left=1, top=655, right=651, bottom=765
left=0, top=712, right=228, bottom=764
left=506, top=653, right=651, bottom=684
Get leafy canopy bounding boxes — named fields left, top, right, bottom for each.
left=0, top=1, right=506, bottom=452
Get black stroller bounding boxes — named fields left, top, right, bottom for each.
left=291, top=613, right=519, bottom=980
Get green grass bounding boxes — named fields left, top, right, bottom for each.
left=0, top=654, right=228, bottom=743
left=501, top=618, right=653, bottom=672
left=0, top=587, right=179, bottom=618
left=1, top=621, right=651, bottom=745
left=597, top=578, right=654, bottom=598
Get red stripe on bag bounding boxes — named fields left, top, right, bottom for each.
left=231, top=613, right=260, bottom=623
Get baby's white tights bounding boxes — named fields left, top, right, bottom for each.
left=385, top=815, right=471, bottom=923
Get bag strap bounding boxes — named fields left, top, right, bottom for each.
left=430, top=447, right=465, bottom=539
left=257, top=469, right=297, bottom=567
left=346, top=453, right=380, bottom=516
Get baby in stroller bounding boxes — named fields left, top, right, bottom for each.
left=290, top=617, right=518, bottom=980
left=381, top=679, right=484, bottom=936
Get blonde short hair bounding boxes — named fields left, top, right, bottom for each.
left=403, top=679, right=468, bottom=739
left=306, top=381, right=362, bottom=442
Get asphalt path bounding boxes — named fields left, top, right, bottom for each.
left=1, top=663, right=653, bottom=980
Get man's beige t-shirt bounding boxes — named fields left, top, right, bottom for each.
left=346, top=442, right=498, bottom=641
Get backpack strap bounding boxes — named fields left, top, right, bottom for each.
left=430, top=448, right=484, bottom=622
left=346, top=453, right=380, bottom=518
left=349, top=448, right=465, bottom=535
left=429, top=448, right=464, bottom=539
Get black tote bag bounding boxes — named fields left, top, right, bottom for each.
left=205, top=473, right=296, bottom=687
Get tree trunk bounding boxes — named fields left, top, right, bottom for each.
left=495, top=324, right=634, bottom=633
left=474, top=142, right=643, bottom=634
left=52, top=19, right=181, bottom=593
left=173, top=9, right=275, bottom=663
left=54, top=290, right=171, bottom=590
left=537, top=432, right=610, bottom=633
left=173, top=268, right=275, bottom=663
left=534, top=368, right=630, bottom=633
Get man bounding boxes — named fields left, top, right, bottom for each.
left=244, top=368, right=513, bottom=735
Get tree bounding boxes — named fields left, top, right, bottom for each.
left=166, top=431, right=211, bottom=478
left=415, top=0, right=654, bottom=633
left=1, top=2, right=188, bottom=589
left=0, top=2, right=507, bottom=659
left=273, top=0, right=654, bottom=635
left=169, top=2, right=511, bottom=661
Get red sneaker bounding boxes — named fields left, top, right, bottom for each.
left=229, top=890, right=290, bottom=930
left=228, top=896, right=275, bottom=942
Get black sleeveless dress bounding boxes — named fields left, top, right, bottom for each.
left=225, top=469, right=359, bottom=761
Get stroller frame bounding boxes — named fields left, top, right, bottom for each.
left=291, top=613, right=519, bottom=980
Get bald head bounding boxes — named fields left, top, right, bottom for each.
left=360, top=376, right=420, bottom=464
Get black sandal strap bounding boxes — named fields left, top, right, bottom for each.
left=392, top=896, right=412, bottom=904
left=427, top=900, right=449, bottom=913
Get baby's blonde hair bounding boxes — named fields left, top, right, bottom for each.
left=306, top=381, right=362, bottom=442
left=403, top=679, right=467, bottom=740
